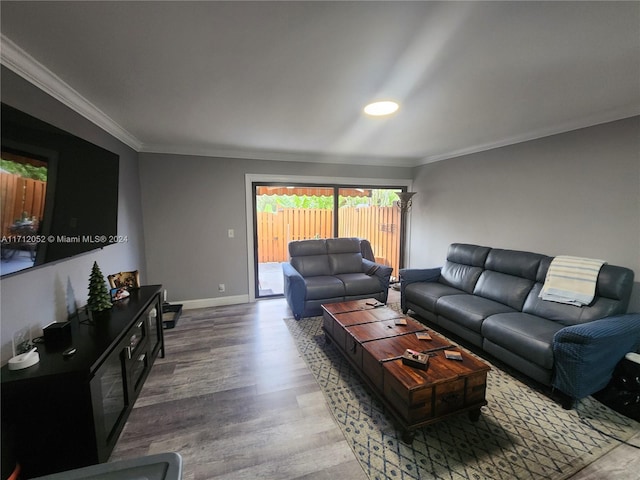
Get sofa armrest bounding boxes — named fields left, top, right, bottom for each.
left=282, top=262, right=307, bottom=319
left=552, top=313, right=640, bottom=401
left=399, top=267, right=442, bottom=313
left=399, top=267, right=442, bottom=295
left=362, top=258, right=393, bottom=299
left=399, top=267, right=442, bottom=287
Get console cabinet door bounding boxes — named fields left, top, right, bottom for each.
left=90, top=336, right=130, bottom=462
left=146, top=301, right=164, bottom=359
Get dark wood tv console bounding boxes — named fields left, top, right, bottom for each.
left=1, top=285, right=165, bottom=479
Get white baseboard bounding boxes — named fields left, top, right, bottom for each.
left=177, top=294, right=250, bottom=310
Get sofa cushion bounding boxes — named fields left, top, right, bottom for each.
left=436, top=294, right=515, bottom=333
left=326, top=238, right=365, bottom=275
left=329, top=252, right=363, bottom=275
left=404, top=282, right=464, bottom=312
left=523, top=283, right=626, bottom=326
left=482, top=313, right=565, bottom=369
left=326, top=237, right=361, bottom=254
left=439, top=262, right=483, bottom=293
left=473, top=271, right=534, bottom=310
left=484, top=248, right=545, bottom=280
left=595, top=265, right=634, bottom=304
left=304, top=276, right=345, bottom=300
left=536, top=261, right=633, bottom=306
left=436, top=244, right=490, bottom=293
left=288, top=239, right=332, bottom=277
left=289, top=239, right=327, bottom=257
left=290, top=254, right=331, bottom=277
left=447, top=243, right=491, bottom=266
left=336, top=273, right=382, bottom=296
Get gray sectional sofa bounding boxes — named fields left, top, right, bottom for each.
left=283, top=237, right=393, bottom=320
left=400, top=243, right=640, bottom=406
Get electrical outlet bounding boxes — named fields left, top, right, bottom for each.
left=218, top=283, right=225, bottom=293
left=228, top=229, right=234, bottom=238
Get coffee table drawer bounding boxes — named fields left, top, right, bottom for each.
left=465, top=372, right=488, bottom=405
left=343, top=333, right=365, bottom=369
left=322, top=311, right=335, bottom=337
left=384, top=375, right=469, bottom=423
left=362, top=352, right=385, bottom=391
left=384, top=372, right=434, bottom=423
left=434, top=379, right=466, bottom=416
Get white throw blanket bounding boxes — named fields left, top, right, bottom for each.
left=539, top=255, right=605, bottom=306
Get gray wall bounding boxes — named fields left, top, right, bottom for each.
left=408, top=116, right=640, bottom=312
left=138, top=152, right=413, bottom=302
left=0, top=68, right=147, bottom=362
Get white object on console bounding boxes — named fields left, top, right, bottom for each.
left=8, top=347, right=40, bottom=370
left=624, top=352, right=640, bottom=364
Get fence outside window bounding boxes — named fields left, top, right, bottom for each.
left=256, top=205, right=400, bottom=278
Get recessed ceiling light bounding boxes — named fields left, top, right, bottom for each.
left=363, top=101, right=399, bottom=117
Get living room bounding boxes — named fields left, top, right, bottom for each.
left=1, top=2, right=639, bottom=479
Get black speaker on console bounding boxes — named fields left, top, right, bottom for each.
left=43, top=321, right=71, bottom=344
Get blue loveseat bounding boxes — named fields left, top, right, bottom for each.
left=400, top=243, right=640, bottom=407
left=283, top=237, right=393, bottom=320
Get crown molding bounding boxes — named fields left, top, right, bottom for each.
left=419, top=105, right=640, bottom=165
left=1, top=34, right=143, bottom=151
left=140, top=142, right=420, bottom=168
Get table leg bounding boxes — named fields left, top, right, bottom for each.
left=468, top=408, right=481, bottom=422
left=401, top=429, right=415, bottom=444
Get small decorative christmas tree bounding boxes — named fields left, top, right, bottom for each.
left=87, top=261, right=112, bottom=312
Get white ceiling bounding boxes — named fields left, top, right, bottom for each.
left=1, top=1, right=639, bottom=167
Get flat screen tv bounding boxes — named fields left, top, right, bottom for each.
left=1, top=103, right=119, bottom=277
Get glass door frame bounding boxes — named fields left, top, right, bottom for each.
left=252, top=181, right=336, bottom=299
left=246, top=173, right=413, bottom=302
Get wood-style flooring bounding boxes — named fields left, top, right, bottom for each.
left=111, top=290, right=640, bottom=479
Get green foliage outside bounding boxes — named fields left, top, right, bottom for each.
left=0, top=158, right=47, bottom=181
left=257, top=189, right=400, bottom=213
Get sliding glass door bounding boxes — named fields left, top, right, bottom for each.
left=254, top=185, right=334, bottom=297
left=253, top=183, right=403, bottom=298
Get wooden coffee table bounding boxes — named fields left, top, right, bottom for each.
left=322, top=299, right=490, bottom=443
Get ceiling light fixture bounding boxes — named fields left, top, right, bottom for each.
left=363, top=101, right=399, bottom=117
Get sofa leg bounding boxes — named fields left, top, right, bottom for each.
left=561, top=398, right=575, bottom=410
left=556, top=391, right=575, bottom=410
left=294, top=314, right=301, bottom=321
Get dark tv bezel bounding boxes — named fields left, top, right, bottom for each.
left=1, top=103, right=120, bottom=277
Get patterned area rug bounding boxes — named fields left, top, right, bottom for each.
left=283, top=313, right=640, bottom=480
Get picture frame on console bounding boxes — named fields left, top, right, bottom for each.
left=108, top=270, right=140, bottom=290
left=110, top=287, right=130, bottom=302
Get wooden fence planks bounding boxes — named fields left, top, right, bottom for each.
left=257, top=206, right=400, bottom=277
left=1, top=172, right=47, bottom=237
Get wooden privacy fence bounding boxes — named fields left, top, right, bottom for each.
left=1, top=172, right=47, bottom=237
left=339, top=206, right=400, bottom=276
left=256, top=206, right=400, bottom=277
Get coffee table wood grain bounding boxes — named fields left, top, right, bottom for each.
left=322, top=299, right=490, bottom=443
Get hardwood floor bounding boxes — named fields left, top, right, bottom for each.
left=111, top=290, right=640, bottom=479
